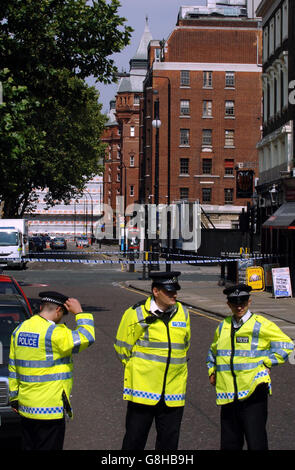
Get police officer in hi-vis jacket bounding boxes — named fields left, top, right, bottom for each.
left=207, top=283, right=294, bottom=450
left=114, top=271, right=190, bottom=451
left=9, top=291, right=95, bottom=450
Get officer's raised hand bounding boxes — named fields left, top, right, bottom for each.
left=64, top=298, right=83, bottom=315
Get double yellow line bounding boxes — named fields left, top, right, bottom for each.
left=120, top=284, right=220, bottom=323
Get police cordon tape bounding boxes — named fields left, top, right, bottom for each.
left=1, top=254, right=278, bottom=265
left=28, top=250, right=277, bottom=260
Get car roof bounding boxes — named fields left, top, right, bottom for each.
left=0, top=275, right=14, bottom=283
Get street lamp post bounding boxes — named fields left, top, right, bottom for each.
left=84, top=189, right=94, bottom=243
left=152, top=98, right=161, bottom=208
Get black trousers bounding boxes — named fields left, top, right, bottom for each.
left=220, top=384, right=269, bottom=450
left=20, top=416, right=66, bottom=450
left=122, top=398, right=184, bottom=451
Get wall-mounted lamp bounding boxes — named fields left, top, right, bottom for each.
left=269, top=184, right=278, bottom=205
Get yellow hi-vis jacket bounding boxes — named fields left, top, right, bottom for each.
left=207, top=312, right=294, bottom=405
left=114, top=297, right=190, bottom=407
left=9, top=313, right=95, bottom=420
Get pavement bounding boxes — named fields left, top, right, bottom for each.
left=125, top=277, right=295, bottom=340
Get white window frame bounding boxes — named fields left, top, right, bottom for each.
left=203, top=71, right=213, bottom=88
left=203, top=100, right=212, bottom=117
left=225, top=72, right=235, bottom=88
left=180, top=99, right=190, bottom=116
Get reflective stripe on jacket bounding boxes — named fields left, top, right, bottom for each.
left=114, top=297, right=190, bottom=407
left=9, top=313, right=95, bottom=419
left=207, top=313, right=294, bottom=405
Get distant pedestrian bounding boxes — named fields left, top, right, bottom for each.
left=9, top=291, right=95, bottom=450
left=114, top=271, right=190, bottom=450
left=207, top=283, right=294, bottom=450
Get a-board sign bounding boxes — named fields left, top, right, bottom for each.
left=246, top=266, right=265, bottom=291
left=272, top=267, right=292, bottom=298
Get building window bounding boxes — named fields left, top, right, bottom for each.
left=202, top=188, right=212, bottom=203
left=203, top=71, right=212, bottom=88
left=134, top=95, right=140, bottom=106
left=202, top=129, right=212, bottom=147
left=130, top=126, right=135, bottom=137
left=203, top=100, right=212, bottom=117
left=180, top=129, right=190, bottom=146
left=225, top=101, right=235, bottom=116
left=275, top=9, right=281, bottom=49
left=180, top=188, right=189, bottom=200
left=154, top=48, right=161, bottom=62
left=225, top=72, right=235, bottom=88
left=130, top=185, right=134, bottom=197
left=130, top=155, right=135, bottom=167
left=202, top=159, right=212, bottom=174
left=269, top=17, right=275, bottom=57
left=225, top=130, right=235, bottom=147
left=224, top=188, right=233, bottom=204
left=282, top=0, right=288, bottom=40
left=180, top=70, right=190, bottom=86
left=117, top=173, right=120, bottom=182
left=180, top=100, right=190, bottom=116
left=224, top=159, right=234, bottom=175
left=263, top=27, right=269, bottom=63
left=180, top=158, right=189, bottom=174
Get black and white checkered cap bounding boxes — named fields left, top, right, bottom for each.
left=39, top=291, right=69, bottom=307
left=149, top=271, right=181, bottom=291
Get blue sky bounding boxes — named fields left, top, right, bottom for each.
left=93, top=0, right=206, bottom=113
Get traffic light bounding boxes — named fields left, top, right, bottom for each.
left=239, top=209, right=250, bottom=233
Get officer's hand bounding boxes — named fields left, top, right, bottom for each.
left=64, top=298, right=83, bottom=315
left=10, top=401, right=19, bottom=414
left=209, top=373, right=216, bottom=386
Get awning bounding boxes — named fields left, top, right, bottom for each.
left=263, top=202, right=295, bottom=229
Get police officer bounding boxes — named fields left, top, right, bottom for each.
left=9, top=291, right=95, bottom=450
left=207, top=283, right=294, bottom=450
left=114, top=271, right=190, bottom=450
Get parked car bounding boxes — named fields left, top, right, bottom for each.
left=76, top=236, right=89, bottom=248
left=29, top=236, right=44, bottom=252
left=0, top=294, right=32, bottom=441
left=50, top=237, right=67, bottom=250
left=0, top=274, right=32, bottom=315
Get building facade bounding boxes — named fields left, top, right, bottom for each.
left=256, top=0, right=295, bottom=289
left=26, top=177, right=102, bottom=239
left=140, top=4, right=262, bottom=228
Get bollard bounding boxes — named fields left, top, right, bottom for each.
left=129, top=251, right=135, bottom=273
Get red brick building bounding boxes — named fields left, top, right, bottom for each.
left=102, top=19, right=152, bottom=218
left=140, top=6, right=262, bottom=228
left=102, top=100, right=121, bottom=211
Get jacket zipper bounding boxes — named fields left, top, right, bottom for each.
left=161, top=321, right=172, bottom=399
left=230, top=324, right=238, bottom=400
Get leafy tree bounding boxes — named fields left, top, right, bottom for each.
left=0, top=0, right=132, bottom=216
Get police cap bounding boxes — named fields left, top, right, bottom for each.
left=149, top=271, right=181, bottom=291
left=223, top=284, right=252, bottom=305
left=39, top=291, right=69, bottom=312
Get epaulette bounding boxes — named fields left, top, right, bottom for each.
left=132, top=299, right=146, bottom=310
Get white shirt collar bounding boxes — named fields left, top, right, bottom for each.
left=150, top=298, right=163, bottom=314
left=232, top=309, right=252, bottom=329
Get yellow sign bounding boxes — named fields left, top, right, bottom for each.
left=246, top=266, right=265, bottom=292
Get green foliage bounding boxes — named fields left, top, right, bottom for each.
left=0, top=0, right=132, bottom=216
